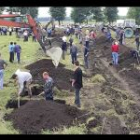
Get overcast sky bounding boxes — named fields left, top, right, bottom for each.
left=38, top=7, right=129, bottom=17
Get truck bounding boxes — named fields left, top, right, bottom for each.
left=116, top=19, right=140, bottom=38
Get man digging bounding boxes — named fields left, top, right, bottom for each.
left=38, top=72, right=54, bottom=101
left=11, top=69, right=33, bottom=108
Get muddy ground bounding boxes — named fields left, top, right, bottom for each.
left=25, top=59, right=73, bottom=91
left=80, top=32, right=140, bottom=134
left=5, top=30, right=140, bottom=134
left=94, top=34, right=140, bottom=99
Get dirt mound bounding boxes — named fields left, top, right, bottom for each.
left=6, top=99, right=28, bottom=109
left=5, top=100, right=85, bottom=134
left=25, top=59, right=73, bottom=91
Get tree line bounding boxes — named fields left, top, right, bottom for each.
left=0, top=7, right=119, bottom=24
left=49, top=7, right=118, bottom=25
left=0, top=7, right=140, bottom=25
left=0, top=7, right=38, bottom=18
left=50, top=7, right=140, bottom=25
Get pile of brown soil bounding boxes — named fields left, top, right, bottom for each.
left=25, top=59, right=73, bottom=91
left=5, top=100, right=85, bottom=134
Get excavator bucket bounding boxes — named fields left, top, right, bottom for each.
left=36, top=22, right=62, bottom=68
left=46, top=47, right=62, bottom=68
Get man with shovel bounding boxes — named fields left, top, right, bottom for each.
left=11, top=69, right=32, bottom=108
left=39, top=72, right=54, bottom=101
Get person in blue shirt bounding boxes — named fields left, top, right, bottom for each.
left=47, top=28, right=52, bottom=37
left=0, top=53, right=8, bottom=90
left=9, top=42, right=15, bottom=63
left=14, top=42, right=21, bottom=63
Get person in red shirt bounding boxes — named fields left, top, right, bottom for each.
left=90, top=30, right=96, bottom=46
left=111, top=41, right=119, bottom=65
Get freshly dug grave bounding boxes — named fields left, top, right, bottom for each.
left=5, top=97, right=66, bottom=109
left=84, top=33, right=140, bottom=134
left=21, top=85, right=44, bottom=97
left=6, top=99, right=28, bottom=109
left=25, top=59, right=73, bottom=91
left=5, top=100, right=86, bottom=134
left=95, top=33, right=140, bottom=95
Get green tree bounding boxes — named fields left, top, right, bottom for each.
left=49, top=7, right=66, bottom=25
left=4, top=7, right=20, bottom=21
left=127, top=7, right=140, bottom=24
left=90, top=7, right=104, bottom=23
left=6, top=7, right=38, bottom=18
left=0, top=7, right=5, bottom=14
left=71, top=7, right=90, bottom=24
left=104, top=7, right=118, bottom=24
left=6, top=7, right=20, bottom=14
left=20, top=7, right=38, bottom=18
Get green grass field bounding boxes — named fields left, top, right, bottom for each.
left=0, top=33, right=43, bottom=134
left=0, top=32, right=86, bottom=134
left=1, top=27, right=138, bottom=134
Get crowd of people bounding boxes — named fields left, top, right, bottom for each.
left=0, top=27, right=8, bottom=35
left=61, top=25, right=97, bottom=70
left=57, top=26, right=98, bottom=107
left=0, top=24, right=84, bottom=108
left=1, top=24, right=140, bottom=109
left=102, top=26, right=140, bottom=66
left=102, top=27, right=120, bottom=66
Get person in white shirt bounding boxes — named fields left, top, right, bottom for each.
left=9, top=27, right=12, bottom=36
left=23, top=30, right=28, bottom=36
left=23, top=30, right=28, bottom=41
left=11, top=69, right=32, bottom=97
left=11, top=69, right=32, bottom=108
left=62, top=36, right=67, bottom=42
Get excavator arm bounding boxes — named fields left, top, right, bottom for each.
left=0, top=14, right=46, bottom=51
left=0, top=14, right=62, bottom=68
left=45, top=17, right=54, bottom=29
